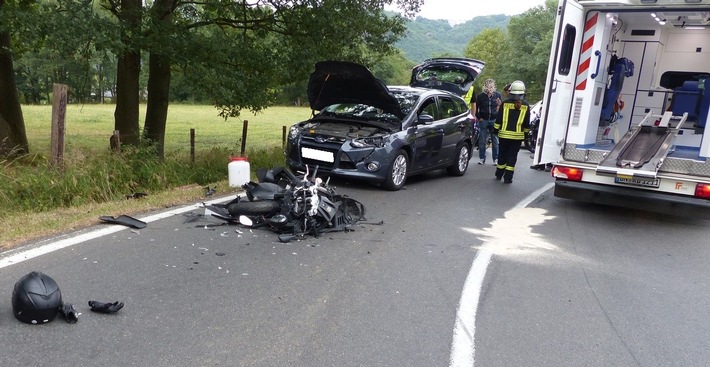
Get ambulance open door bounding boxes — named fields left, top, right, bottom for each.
left=534, top=0, right=584, bottom=166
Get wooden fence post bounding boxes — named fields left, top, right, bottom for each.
left=110, top=130, right=121, bottom=153
left=190, top=128, right=195, bottom=163
left=50, top=83, right=68, bottom=169
left=282, top=126, right=287, bottom=147
left=240, top=120, right=248, bottom=156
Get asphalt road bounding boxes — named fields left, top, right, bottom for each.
left=1, top=151, right=708, bottom=367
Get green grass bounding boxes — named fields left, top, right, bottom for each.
left=1, top=104, right=312, bottom=249
left=22, top=104, right=311, bottom=153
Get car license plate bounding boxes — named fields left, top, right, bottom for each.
left=614, top=175, right=660, bottom=188
left=301, top=147, right=334, bottom=163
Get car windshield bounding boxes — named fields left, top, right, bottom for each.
left=391, top=89, right=419, bottom=116
left=320, top=103, right=400, bottom=122
left=317, top=89, right=422, bottom=121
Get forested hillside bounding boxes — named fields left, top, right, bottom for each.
left=396, top=14, right=510, bottom=63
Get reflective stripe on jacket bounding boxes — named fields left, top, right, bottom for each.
left=494, top=101, right=530, bottom=140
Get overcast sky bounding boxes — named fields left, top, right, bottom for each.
left=396, top=0, right=549, bottom=25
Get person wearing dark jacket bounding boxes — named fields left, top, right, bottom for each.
left=474, top=79, right=502, bottom=165
left=493, top=80, right=530, bottom=184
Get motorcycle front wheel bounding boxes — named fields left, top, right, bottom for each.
left=524, top=131, right=536, bottom=153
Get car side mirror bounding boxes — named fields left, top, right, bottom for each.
left=418, top=113, right=435, bottom=124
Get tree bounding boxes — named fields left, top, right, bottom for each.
left=107, top=0, right=143, bottom=146
left=463, top=27, right=509, bottom=92
left=1, top=0, right=124, bottom=157
left=135, top=0, right=425, bottom=158
left=497, top=0, right=556, bottom=101
left=0, top=0, right=29, bottom=157
left=0, top=0, right=425, bottom=158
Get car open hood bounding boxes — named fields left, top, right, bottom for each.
left=308, top=61, right=404, bottom=119
left=410, top=57, right=485, bottom=96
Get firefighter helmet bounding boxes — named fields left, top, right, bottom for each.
left=12, top=271, right=63, bottom=324
left=509, top=80, right=525, bottom=94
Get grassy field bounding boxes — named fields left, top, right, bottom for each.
left=22, top=104, right=312, bottom=154
left=2, top=104, right=312, bottom=249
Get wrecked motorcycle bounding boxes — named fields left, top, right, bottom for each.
left=207, top=166, right=366, bottom=242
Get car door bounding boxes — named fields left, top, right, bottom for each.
left=412, top=97, right=442, bottom=171
left=435, top=95, right=466, bottom=165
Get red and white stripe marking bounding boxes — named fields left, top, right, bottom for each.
left=575, top=12, right=600, bottom=91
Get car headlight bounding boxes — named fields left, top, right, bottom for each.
left=350, top=136, right=385, bottom=148
left=289, top=125, right=301, bottom=140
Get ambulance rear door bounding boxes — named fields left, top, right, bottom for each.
left=534, top=0, right=584, bottom=166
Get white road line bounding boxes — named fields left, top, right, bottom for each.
left=0, top=195, right=237, bottom=269
left=449, top=182, right=554, bottom=367
left=449, top=248, right=491, bottom=366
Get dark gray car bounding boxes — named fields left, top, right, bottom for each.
left=285, top=61, right=477, bottom=190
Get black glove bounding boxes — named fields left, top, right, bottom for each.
left=493, top=129, right=499, bottom=136
left=89, top=300, right=124, bottom=314
left=59, top=303, right=79, bottom=323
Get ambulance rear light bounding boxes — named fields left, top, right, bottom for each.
left=695, top=183, right=710, bottom=199
left=551, top=165, right=583, bottom=181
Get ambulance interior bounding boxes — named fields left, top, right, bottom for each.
left=565, top=8, right=710, bottom=174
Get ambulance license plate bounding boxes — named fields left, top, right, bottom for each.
left=614, top=175, right=660, bottom=188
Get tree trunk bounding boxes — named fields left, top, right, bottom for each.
left=113, top=0, right=143, bottom=147
left=144, top=53, right=171, bottom=159
left=143, top=0, right=174, bottom=159
left=0, top=0, right=29, bottom=157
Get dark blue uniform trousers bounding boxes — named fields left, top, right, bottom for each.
left=495, top=138, right=523, bottom=183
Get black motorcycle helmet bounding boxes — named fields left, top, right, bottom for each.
left=12, top=271, right=63, bottom=324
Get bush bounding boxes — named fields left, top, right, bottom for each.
left=0, top=145, right=287, bottom=219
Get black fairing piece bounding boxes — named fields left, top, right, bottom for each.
left=243, top=182, right=285, bottom=201
left=99, top=215, right=147, bottom=229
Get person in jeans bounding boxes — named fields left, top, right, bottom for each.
left=475, top=79, right=502, bottom=164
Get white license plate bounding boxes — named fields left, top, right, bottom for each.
left=614, top=175, right=660, bottom=188
left=301, top=147, right=334, bottom=163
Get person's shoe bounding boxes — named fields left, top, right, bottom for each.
left=478, top=159, right=485, bottom=165
left=492, top=160, right=497, bottom=165
left=503, top=179, right=513, bottom=184
left=544, top=163, right=552, bottom=172
left=495, top=175, right=502, bottom=181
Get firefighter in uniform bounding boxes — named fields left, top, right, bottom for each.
left=493, top=80, right=530, bottom=184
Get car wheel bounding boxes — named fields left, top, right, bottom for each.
left=447, top=143, right=470, bottom=176
left=382, top=150, right=408, bottom=191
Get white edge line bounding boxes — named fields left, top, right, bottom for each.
left=0, top=195, right=239, bottom=269
left=449, top=181, right=554, bottom=367
left=449, top=249, right=492, bottom=367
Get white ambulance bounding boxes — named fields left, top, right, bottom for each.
left=535, top=0, right=710, bottom=218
